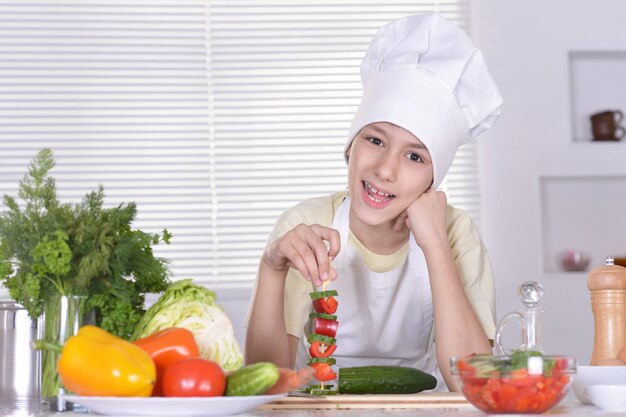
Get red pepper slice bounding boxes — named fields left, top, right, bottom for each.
left=314, top=317, right=338, bottom=338
left=308, top=341, right=337, bottom=358
left=133, top=327, right=199, bottom=397
left=310, top=362, right=337, bottom=381
left=312, top=296, right=338, bottom=314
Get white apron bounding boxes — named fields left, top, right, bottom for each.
left=295, top=197, right=443, bottom=388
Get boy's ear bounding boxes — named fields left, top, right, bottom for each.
left=345, top=143, right=352, bottom=160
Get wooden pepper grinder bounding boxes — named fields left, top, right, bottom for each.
left=587, top=256, right=626, bottom=365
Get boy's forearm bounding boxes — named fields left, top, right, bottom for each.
left=423, top=241, right=491, bottom=391
left=245, top=261, right=292, bottom=367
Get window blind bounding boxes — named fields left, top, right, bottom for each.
left=0, top=0, right=477, bottom=292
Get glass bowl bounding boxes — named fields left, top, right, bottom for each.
left=450, top=353, right=577, bottom=414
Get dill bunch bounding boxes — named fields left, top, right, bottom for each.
left=0, top=149, right=171, bottom=339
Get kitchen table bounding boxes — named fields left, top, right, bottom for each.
left=15, top=398, right=616, bottom=417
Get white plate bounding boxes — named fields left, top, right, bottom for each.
left=61, top=393, right=286, bottom=416
left=587, top=385, right=626, bottom=412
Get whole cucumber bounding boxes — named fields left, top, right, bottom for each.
left=225, top=362, right=279, bottom=396
left=338, top=365, right=437, bottom=394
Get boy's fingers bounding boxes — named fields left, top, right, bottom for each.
left=327, top=229, right=341, bottom=258
left=307, top=225, right=338, bottom=283
left=330, top=267, right=338, bottom=281
left=284, top=224, right=340, bottom=285
left=309, top=224, right=341, bottom=258
left=303, top=231, right=332, bottom=283
left=290, top=238, right=320, bottom=283
left=286, top=242, right=312, bottom=282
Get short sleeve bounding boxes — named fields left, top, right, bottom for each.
left=446, top=205, right=497, bottom=339
left=243, top=192, right=344, bottom=338
left=284, top=268, right=314, bottom=337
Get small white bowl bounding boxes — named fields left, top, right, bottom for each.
left=573, top=366, right=626, bottom=404
left=587, top=385, right=626, bottom=411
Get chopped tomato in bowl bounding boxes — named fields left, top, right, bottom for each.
left=451, top=351, right=576, bottom=414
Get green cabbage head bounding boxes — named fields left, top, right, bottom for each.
left=132, top=279, right=243, bottom=372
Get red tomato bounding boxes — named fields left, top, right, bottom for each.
left=461, top=374, right=569, bottom=413
left=162, top=358, right=225, bottom=397
left=456, top=359, right=475, bottom=373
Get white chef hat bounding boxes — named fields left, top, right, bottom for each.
left=345, top=13, right=503, bottom=189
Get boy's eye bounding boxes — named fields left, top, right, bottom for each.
left=367, top=137, right=382, bottom=146
left=408, top=153, right=422, bottom=162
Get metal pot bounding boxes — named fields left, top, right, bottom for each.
left=0, top=300, right=43, bottom=414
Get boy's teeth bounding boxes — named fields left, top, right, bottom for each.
left=367, top=194, right=386, bottom=203
left=364, top=181, right=393, bottom=198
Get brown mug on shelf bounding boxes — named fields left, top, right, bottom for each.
left=590, top=110, right=625, bottom=141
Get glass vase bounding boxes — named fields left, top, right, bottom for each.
left=41, top=294, right=93, bottom=411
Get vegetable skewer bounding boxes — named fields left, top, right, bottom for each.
left=306, top=258, right=338, bottom=394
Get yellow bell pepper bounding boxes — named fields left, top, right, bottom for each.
left=58, top=325, right=156, bottom=397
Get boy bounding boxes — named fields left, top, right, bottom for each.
left=245, top=13, right=502, bottom=391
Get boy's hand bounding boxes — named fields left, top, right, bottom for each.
left=262, top=224, right=340, bottom=287
left=394, top=189, right=448, bottom=250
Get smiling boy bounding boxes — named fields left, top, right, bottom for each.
left=245, top=13, right=502, bottom=391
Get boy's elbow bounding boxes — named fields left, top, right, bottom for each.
left=243, top=330, right=295, bottom=369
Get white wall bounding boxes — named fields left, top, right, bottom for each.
left=4, top=1, right=625, bottom=367
left=472, top=0, right=626, bottom=363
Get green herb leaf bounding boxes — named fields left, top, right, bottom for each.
left=509, top=349, right=543, bottom=371
left=0, top=149, right=171, bottom=339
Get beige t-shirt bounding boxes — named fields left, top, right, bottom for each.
left=246, top=191, right=496, bottom=345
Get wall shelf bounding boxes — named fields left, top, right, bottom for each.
left=540, top=176, right=626, bottom=273
left=569, top=51, right=626, bottom=143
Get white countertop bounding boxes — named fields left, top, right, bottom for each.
left=15, top=400, right=612, bottom=417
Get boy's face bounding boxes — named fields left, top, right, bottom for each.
left=346, top=122, right=433, bottom=228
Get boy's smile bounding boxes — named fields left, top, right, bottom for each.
left=346, top=122, right=433, bottom=250
left=361, top=180, right=395, bottom=207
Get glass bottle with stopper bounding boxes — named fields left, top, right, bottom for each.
left=494, top=281, right=544, bottom=355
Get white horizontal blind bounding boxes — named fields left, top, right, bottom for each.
left=209, top=0, right=476, bottom=288
left=0, top=1, right=216, bottom=290
left=0, top=0, right=477, bottom=291
left=442, top=142, right=481, bottom=225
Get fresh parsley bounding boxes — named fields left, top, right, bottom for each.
left=0, top=149, right=171, bottom=339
